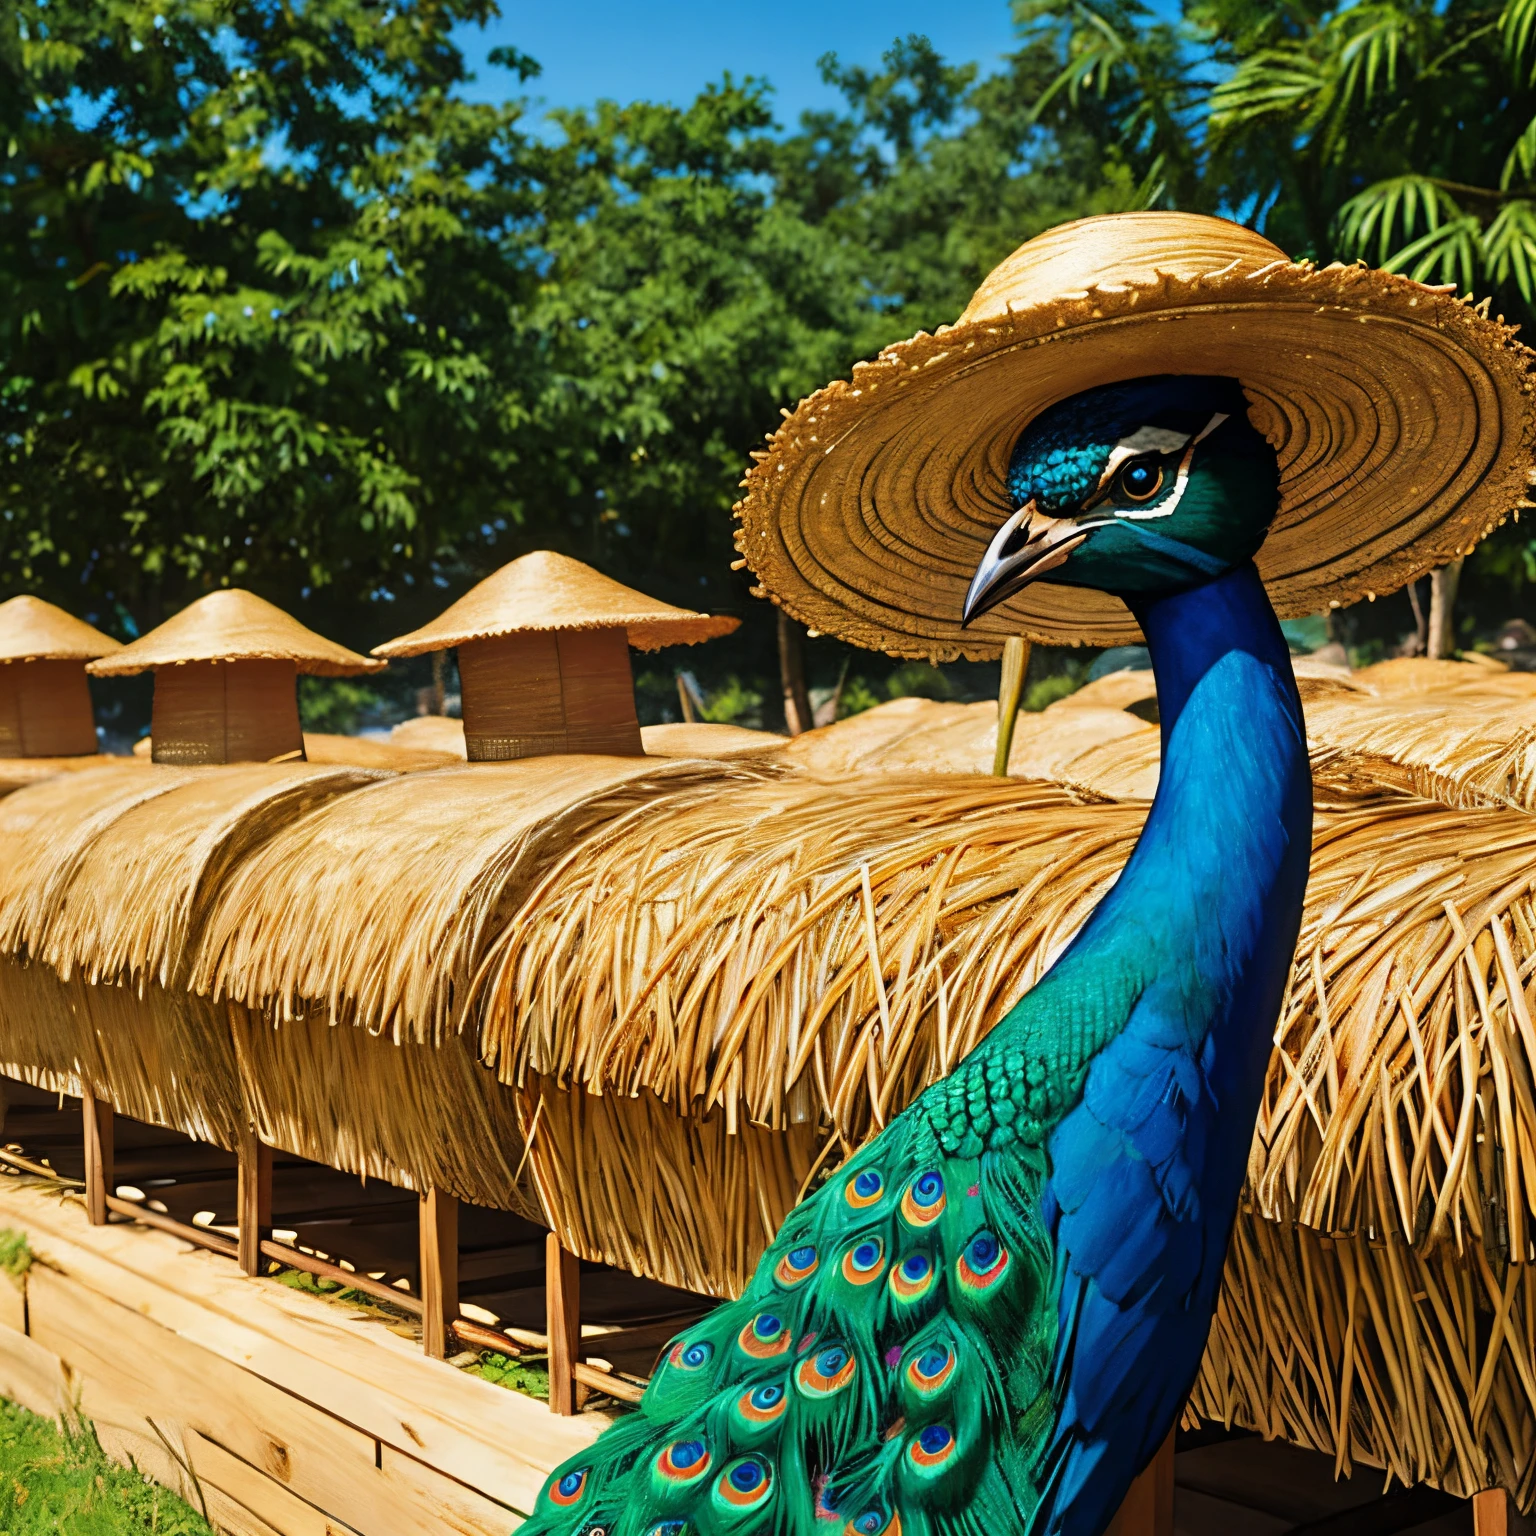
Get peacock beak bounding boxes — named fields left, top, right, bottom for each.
left=962, top=501, right=1091, bottom=625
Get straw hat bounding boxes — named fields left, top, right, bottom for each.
left=88, top=589, right=384, bottom=676
left=735, top=212, right=1536, bottom=656
left=372, top=550, right=739, bottom=658
left=0, top=596, right=121, bottom=663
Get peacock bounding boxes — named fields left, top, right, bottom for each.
left=519, top=372, right=1312, bottom=1536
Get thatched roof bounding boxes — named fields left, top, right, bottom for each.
left=390, top=715, right=785, bottom=761
left=373, top=552, right=740, bottom=657
left=0, top=764, right=383, bottom=1147
left=131, top=731, right=462, bottom=771
left=88, top=589, right=384, bottom=677
left=0, top=596, right=121, bottom=663
left=194, top=756, right=777, bottom=1042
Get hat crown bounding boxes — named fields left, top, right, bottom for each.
left=960, top=213, right=1290, bottom=327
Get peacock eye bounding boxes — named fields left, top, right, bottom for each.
left=1115, top=458, right=1164, bottom=503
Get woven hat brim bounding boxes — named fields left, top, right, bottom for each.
left=735, top=262, right=1536, bottom=657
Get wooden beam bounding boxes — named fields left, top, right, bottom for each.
left=419, top=1187, right=458, bottom=1360
left=80, top=1091, right=113, bottom=1228
left=1105, top=1427, right=1174, bottom=1536
left=1475, top=1488, right=1536, bottom=1536
left=546, top=1233, right=584, bottom=1415
left=236, top=1128, right=272, bottom=1277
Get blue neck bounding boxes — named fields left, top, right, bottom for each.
left=1130, top=560, right=1298, bottom=754
left=1046, top=560, right=1312, bottom=1026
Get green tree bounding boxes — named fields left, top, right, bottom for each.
left=0, top=0, right=541, bottom=643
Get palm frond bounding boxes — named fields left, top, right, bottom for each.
left=1208, top=46, right=1324, bottom=135
left=1336, top=175, right=1464, bottom=269
left=1503, top=113, right=1536, bottom=190
left=1482, top=198, right=1536, bottom=303
left=1504, top=0, right=1536, bottom=83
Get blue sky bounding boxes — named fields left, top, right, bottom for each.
left=455, top=1, right=1023, bottom=125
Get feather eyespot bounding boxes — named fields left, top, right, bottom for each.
left=900, top=1171, right=945, bottom=1227
left=774, top=1244, right=818, bottom=1287
left=548, top=1467, right=589, bottom=1506
left=667, top=1337, right=714, bottom=1371
left=905, top=1343, right=955, bottom=1397
left=737, top=1312, right=791, bottom=1359
left=956, top=1229, right=1010, bottom=1292
left=714, top=1455, right=773, bottom=1510
left=907, top=1424, right=956, bottom=1470
left=646, top=1525, right=688, bottom=1536
left=846, top=1509, right=901, bottom=1536
left=735, top=1380, right=788, bottom=1426
left=888, top=1252, right=934, bottom=1304
left=655, top=1438, right=711, bottom=1485
left=845, top=1168, right=884, bottom=1209
left=841, top=1237, right=885, bottom=1285
left=796, top=1342, right=857, bottom=1397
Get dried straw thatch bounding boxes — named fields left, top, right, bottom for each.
left=226, top=998, right=540, bottom=1212
left=195, top=757, right=776, bottom=1042
left=388, top=715, right=785, bottom=761
left=0, top=764, right=382, bottom=1146
left=518, top=1074, right=828, bottom=1296
left=468, top=759, right=1536, bottom=1494
left=182, top=757, right=780, bottom=1211
left=1194, top=1211, right=1536, bottom=1504
left=477, top=774, right=1135, bottom=1138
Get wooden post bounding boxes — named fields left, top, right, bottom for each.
left=546, top=1232, right=584, bottom=1415
left=1474, top=1488, right=1535, bottom=1536
left=777, top=611, right=812, bottom=737
left=419, top=1187, right=458, bottom=1360
left=236, top=1128, right=272, bottom=1277
left=81, top=1090, right=114, bottom=1227
left=1105, top=1428, right=1174, bottom=1536
left=992, top=636, right=1031, bottom=776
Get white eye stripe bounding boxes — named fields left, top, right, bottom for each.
left=1099, top=412, right=1229, bottom=522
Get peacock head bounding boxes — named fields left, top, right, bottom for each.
left=963, top=375, right=1280, bottom=624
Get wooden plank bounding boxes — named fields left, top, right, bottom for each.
left=94, top=1419, right=288, bottom=1536
left=0, top=1179, right=606, bottom=1504
left=1474, top=1489, right=1536, bottom=1536
left=82, top=1090, right=113, bottom=1226
left=238, top=1130, right=273, bottom=1278
left=28, top=1264, right=405, bottom=1533
left=0, top=1271, right=24, bottom=1335
left=189, top=1430, right=364, bottom=1536
left=379, top=1445, right=524, bottom=1536
left=0, top=1309, right=73, bottom=1420
left=420, top=1188, right=458, bottom=1361
left=546, top=1233, right=582, bottom=1416
left=1106, top=1428, right=1174, bottom=1536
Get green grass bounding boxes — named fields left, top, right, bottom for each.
left=0, top=1398, right=214, bottom=1534
left=467, top=1349, right=550, bottom=1400
left=0, top=1228, right=32, bottom=1280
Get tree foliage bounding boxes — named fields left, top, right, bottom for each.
left=5, top=0, right=1531, bottom=720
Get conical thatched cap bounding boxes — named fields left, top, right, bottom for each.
left=372, top=551, right=740, bottom=658
left=0, top=596, right=121, bottom=664
left=88, top=590, right=385, bottom=677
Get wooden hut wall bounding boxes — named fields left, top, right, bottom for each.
left=151, top=659, right=304, bottom=765
left=458, top=628, right=642, bottom=762
left=0, top=660, right=98, bottom=758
